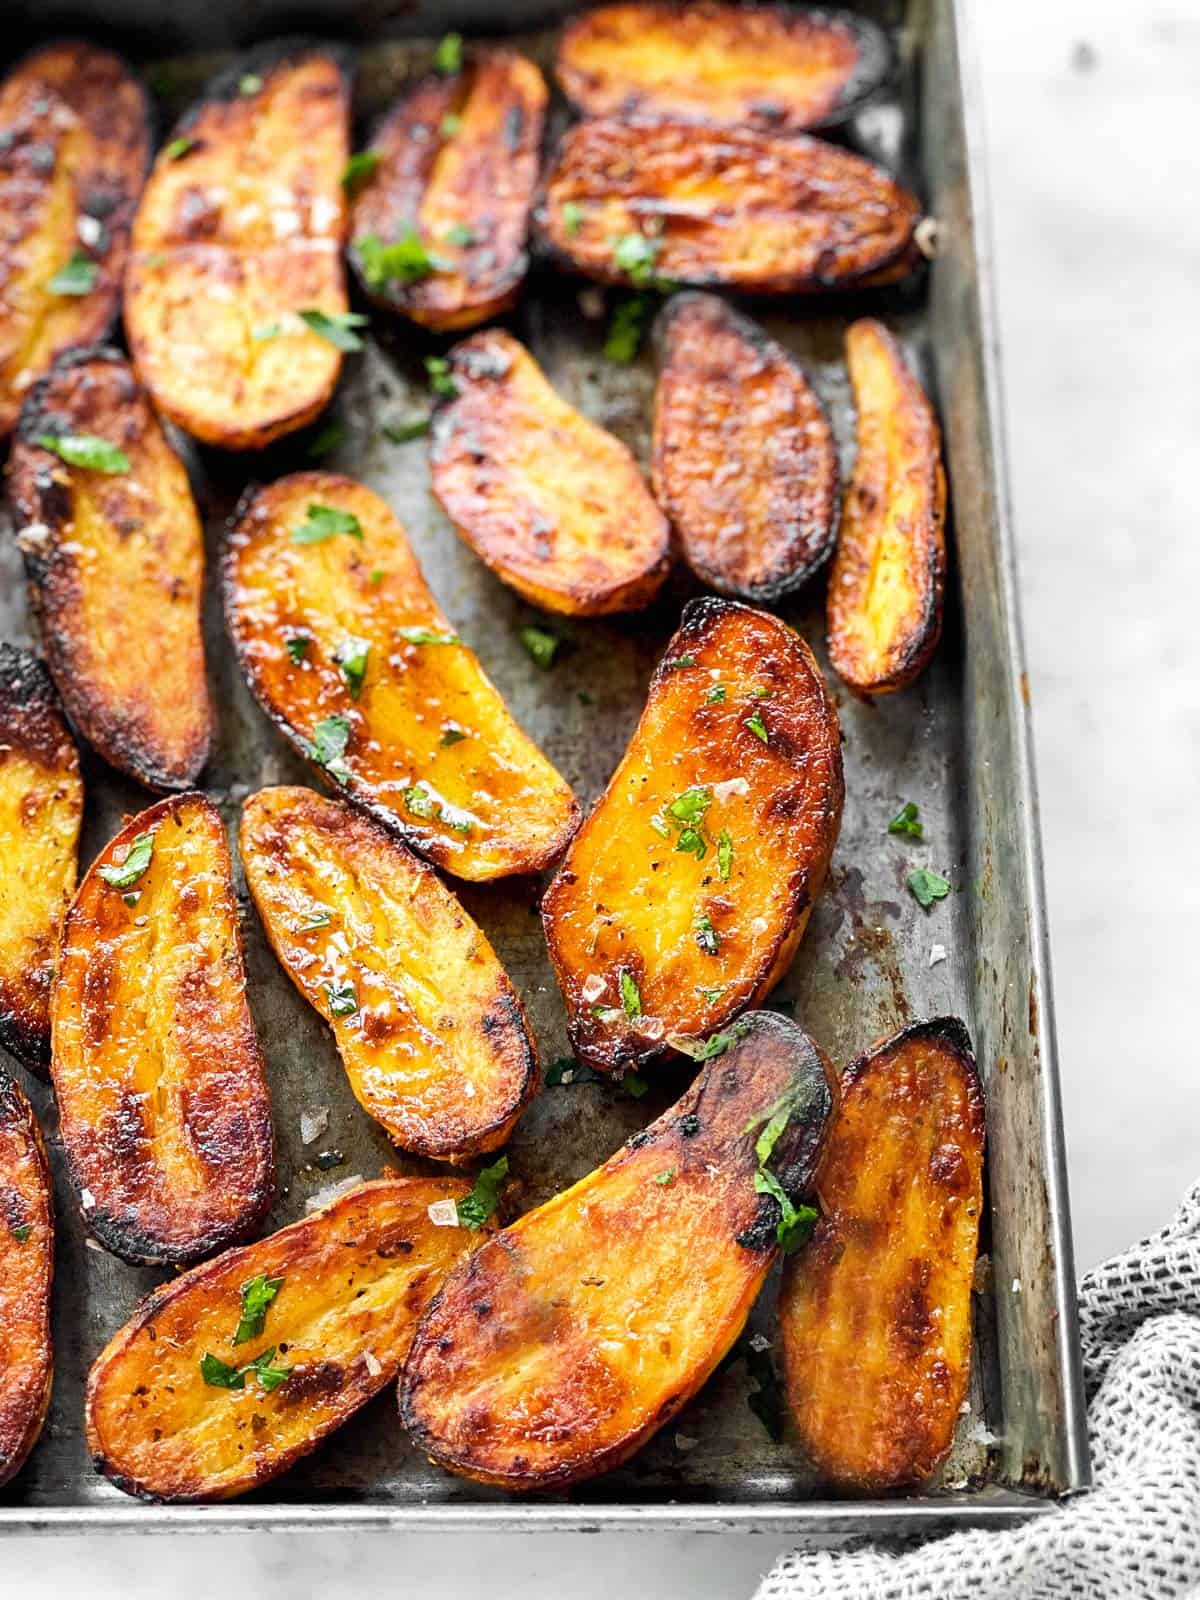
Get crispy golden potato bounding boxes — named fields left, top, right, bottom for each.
left=431, top=330, right=671, bottom=616
left=240, top=786, right=538, bottom=1160
left=781, top=1017, right=985, bottom=1490
left=124, top=41, right=352, bottom=449
left=9, top=347, right=214, bottom=790
left=0, top=41, right=149, bottom=438
left=557, top=3, right=890, bottom=132
left=0, top=1069, right=54, bottom=1487
left=349, top=52, right=546, bottom=332
left=51, top=793, right=275, bottom=1265
left=827, top=318, right=947, bottom=693
left=224, top=472, right=579, bottom=882
left=86, top=1175, right=479, bottom=1502
left=537, top=119, right=919, bottom=294
left=0, top=645, right=81, bottom=1075
left=543, top=599, right=843, bottom=1074
left=652, top=293, right=838, bottom=602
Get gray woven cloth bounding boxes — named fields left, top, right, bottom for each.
left=756, top=1181, right=1200, bottom=1600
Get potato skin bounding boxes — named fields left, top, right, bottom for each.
left=0, top=41, right=149, bottom=438
left=349, top=52, right=546, bottom=332
left=401, top=1011, right=836, bottom=1490
left=9, top=346, right=214, bottom=791
left=431, top=330, right=671, bottom=616
left=0, top=645, right=81, bottom=1075
left=124, top=40, right=352, bottom=449
left=0, top=1069, right=54, bottom=1487
left=827, top=319, right=947, bottom=693
left=652, top=293, right=839, bottom=602
left=240, top=787, right=538, bottom=1160
left=780, top=1017, right=985, bottom=1490
left=86, top=1175, right=479, bottom=1502
left=224, top=471, right=579, bottom=882
left=543, top=598, right=843, bottom=1073
left=537, top=119, right=919, bottom=294
left=558, top=3, right=890, bottom=131
left=51, top=793, right=275, bottom=1265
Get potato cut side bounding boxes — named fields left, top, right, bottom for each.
left=240, top=787, right=538, bottom=1159
left=349, top=52, right=546, bottom=332
left=401, top=1011, right=836, bottom=1490
left=0, top=645, right=81, bottom=1075
left=557, top=2, right=890, bottom=132
left=224, top=471, right=579, bottom=881
left=431, top=330, right=671, bottom=616
left=781, top=1017, right=984, bottom=1490
left=826, top=319, right=947, bottom=693
left=51, top=794, right=275, bottom=1265
left=10, top=347, right=214, bottom=791
left=0, top=41, right=149, bottom=438
left=537, top=120, right=919, bottom=295
left=86, top=1175, right=479, bottom=1502
left=542, top=599, right=843, bottom=1073
left=124, top=41, right=352, bottom=449
left=0, top=1070, right=54, bottom=1487
left=653, top=293, right=838, bottom=602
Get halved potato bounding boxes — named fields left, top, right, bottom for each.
left=537, top=120, right=920, bottom=294
left=401, top=1011, right=836, bottom=1490
left=86, top=1174, right=479, bottom=1502
left=224, top=471, right=579, bottom=882
left=124, top=40, right=352, bottom=449
left=0, top=1069, right=54, bottom=1487
left=240, top=786, right=538, bottom=1160
left=542, top=598, right=843, bottom=1073
left=0, top=41, right=149, bottom=437
left=9, top=346, right=214, bottom=791
left=0, top=644, right=81, bottom=1075
left=431, top=330, right=671, bottom=615
left=826, top=318, right=947, bottom=693
left=51, top=793, right=275, bottom=1265
left=349, top=52, right=546, bottom=332
left=780, top=1017, right=985, bottom=1489
left=652, top=293, right=838, bottom=601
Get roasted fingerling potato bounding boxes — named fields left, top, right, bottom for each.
left=9, top=346, right=214, bottom=791
left=537, top=120, right=920, bottom=295
left=780, top=1017, right=985, bottom=1490
left=0, top=1069, right=54, bottom=1488
left=827, top=319, right=947, bottom=693
left=224, top=471, right=579, bottom=881
left=652, top=293, right=839, bottom=602
left=0, top=645, right=82, bottom=1075
left=431, top=330, right=671, bottom=615
left=0, top=41, right=149, bottom=438
left=349, top=51, right=546, bottom=332
left=86, top=1175, right=480, bottom=1502
left=51, top=793, right=275, bottom=1265
left=240, top=787, right=538, bottom=1160
left=401, top=1011, right=836, bottom=1491
left=542, top=599, right=843, bottom=1074
left=124, top=40, right=352, bottom=450
left=556, top=3, right=890, bottom=132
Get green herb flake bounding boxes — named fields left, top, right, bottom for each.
left=745, top=710, right=769, bottom=744
left=433, top=32, right=464, bottom=74
left=357, top=229, right=447, bottom=288
left=10, top=1223, right=31, bottom=1243
left=908, top=868, right=952, bottom=910
left=440, top=113, right=462, bottom=138
left=404, top=786, right=437, bottom=822
left=619, top=969, right=642, bottom=1019
left=750, top=1089, right=820, bottom=1252
left=297, top=309, right=369, bottom=351
left=398, top=626, right=461, bottom=646
left=562, top=200, right=584, bottom=237
left=604, top=293, right=653, bottom=363
left=665, top=654, right=695, bottom=670
left=672, top=1022, right=748, bottom=1063
left=676, top=827, right=706, bottom=860
left=698, top=984, right=726, bottom=1003
left=290, top=503, right=364, bottom=545
left=323, top=980, right=359, bottom=1018
left=285, top=635, right=310, bottom=664
left=369, top=568, right=385, bottom=585
left=233, top=1274, right=284, bottom=1346
left=122, top=891, right=140, bottom=908
left=335, top=637, right=370, bottom=700
left=623, top=1072, right=649, bottom=1099
left=519, top=625, right=560, bottom=669
left=611, top=231, right=662, bottom=287
left=252, top=321, right=280, bottom=341
left=248, top=1348, right=292, bottom=1391
left=297, top=908, right=330, bottom=931
left=98, top=831, right=155, bottom=889
left=653, top=1169, right=676, bottom=1187
left=717, top=829, right=733, bottom=883
left=743, top=1341, right=785, bottom=1443
left=706, top=684, right=727, bottom=705
left=165, top=136, right=195, bottom=161
left=36, top=433, right=129, bottom=474
left=47, top=249, right=98, bottom=296
left=340, top=150, right=380, bottom=192
left=667, top=787, right=711, bottom=827
left=307, top=420, right=346, bottom=459
left=440, top=725, right=468, bottom=748
left=545, top=1056, right=604, bottom=1087
left=445, top=222, right=476, bottom=246
left=457, top=1154, right=507, bottom=1230
left=888, top=801, right=924, bottom=839
left=309, top=715, right=352, bottom=784
left=199, top=1352, right=244, bottom=1389
left=425, top=355, right=458, bottom=397
left=239, top=73, right=263, bottom=96
left=695, top=913, right=720, bottom=955
left=383, top=416, right=432, bottom=444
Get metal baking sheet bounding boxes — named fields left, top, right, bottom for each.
left=0, top=0, right=1090, bottom=1533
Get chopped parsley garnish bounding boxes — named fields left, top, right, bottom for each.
left=604, top=294, right=653, bottom=363
left=623, top=1072, right=649, bottom=1098
left=672, top=1022, right=747, bottom=1062
left=307, top=420, right=346, bottom=459
left=233, top=1274, right=284, bottom=1346
left=165, top=136, right=195, bottom=161
left=383, top=416, right=432, bottom=443
left=398, top=626, right=461, bottom=645
left=36, top=433, right=129, bottom=474
left=457, top=1155, right=507, bottom=1230
left=620, top=969, right=642, bottom=1019
left=239, top=73, right=263, bottom=96
left=745, top=710, right=769, bottom=744
left=433, top=32, right=464, bottom=74
left=717, top=829, right=733, bottom=882
left=667, top=787, right=711, bottom=826
left=698, top=984, right=726, bottom=1003
left=403, top=785, right=472, bottom=833
left=297, top=908, right=330, bottom=931
left=695, top=913, right=720, bottom=955
left=908, top=868, right=952, bottom=909
left=308, top=715, right=352, bottom=784
left=201, top=1346, right=291, bottom=1392
left=425, top=355, right=458, bottom=397
left=47, top=249, right=97, bottom=296
left=290, top=503, right=364, bottom=545
left=10, top=1223, right=31, bottom=1243
left=340, top=150, right=380, bottom=192
left=285, top=635, right=310, bottom=664
left=751, top=1092, right=819, bottom=1253
left=369, top=568, right=385, bottom=584
left=655, top=785, right=713, bottom=859
left=519, top=625, right=560, bottom=669
left=322, top=980, right=359, bottom=1017
left=665, top=655, right=695, bottom=670
left=888, top=801, right=924, bottom=839
left=335, top=637, right=370, bottom=699
left=357, top=230, right=446, bottom=288
left=611, top=231, right=662, bottom=287
left=445, top=222, right=476, bottom=246
left=98, top=831, right=155, bottom=889
left=298, top=309, right=369, bottom=351
left=653, top=1169, right=676, bottom=1187
left=561, top=201, right=584, bottom=236
left=440, top=725, right=468, bottom=747
left=545, top=1056, right=604, bottom=1087
left=706, top=685, right=727, bottom=705
left=440, top=113, right=462, bottom=138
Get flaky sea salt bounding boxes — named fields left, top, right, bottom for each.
left=304, top=1174, right=365, bottom=1214
left=712, top=777, right=750, bottom=803
left=80, top=1188, right=96, bottom=1211
left=363, top=1351, right=383, bottom=1378
left=300, top=1106, right=330, bottom=1146
left=427, top=1198, right=460, bottom=1228
left=929, top=943, right=947, bottom=968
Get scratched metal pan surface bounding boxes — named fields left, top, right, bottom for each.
left=0, top=0, right=1088, bottom=1534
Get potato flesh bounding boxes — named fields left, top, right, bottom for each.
left=827, top=318, right=947, bottom=693
left=224, top=471, right=579, bottom=881
left=781, top=1019, right=984, bottom=1489
left=431, top=330, right=670, bottom=615
left=240, top=787, right=537, bottom=1158
left=52, top=795, right=274, bottom=1264
left=0, top=1071, right=54, bottom=1487
left=542, top=599, right=842, bottom=1071
left=86, top=1177, right=477, bottom=1501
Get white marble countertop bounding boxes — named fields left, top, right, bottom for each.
left=9, top=0, right=1197, bottom=1589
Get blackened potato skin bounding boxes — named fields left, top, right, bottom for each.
left=0, top=1068, right=54, bottom=1487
